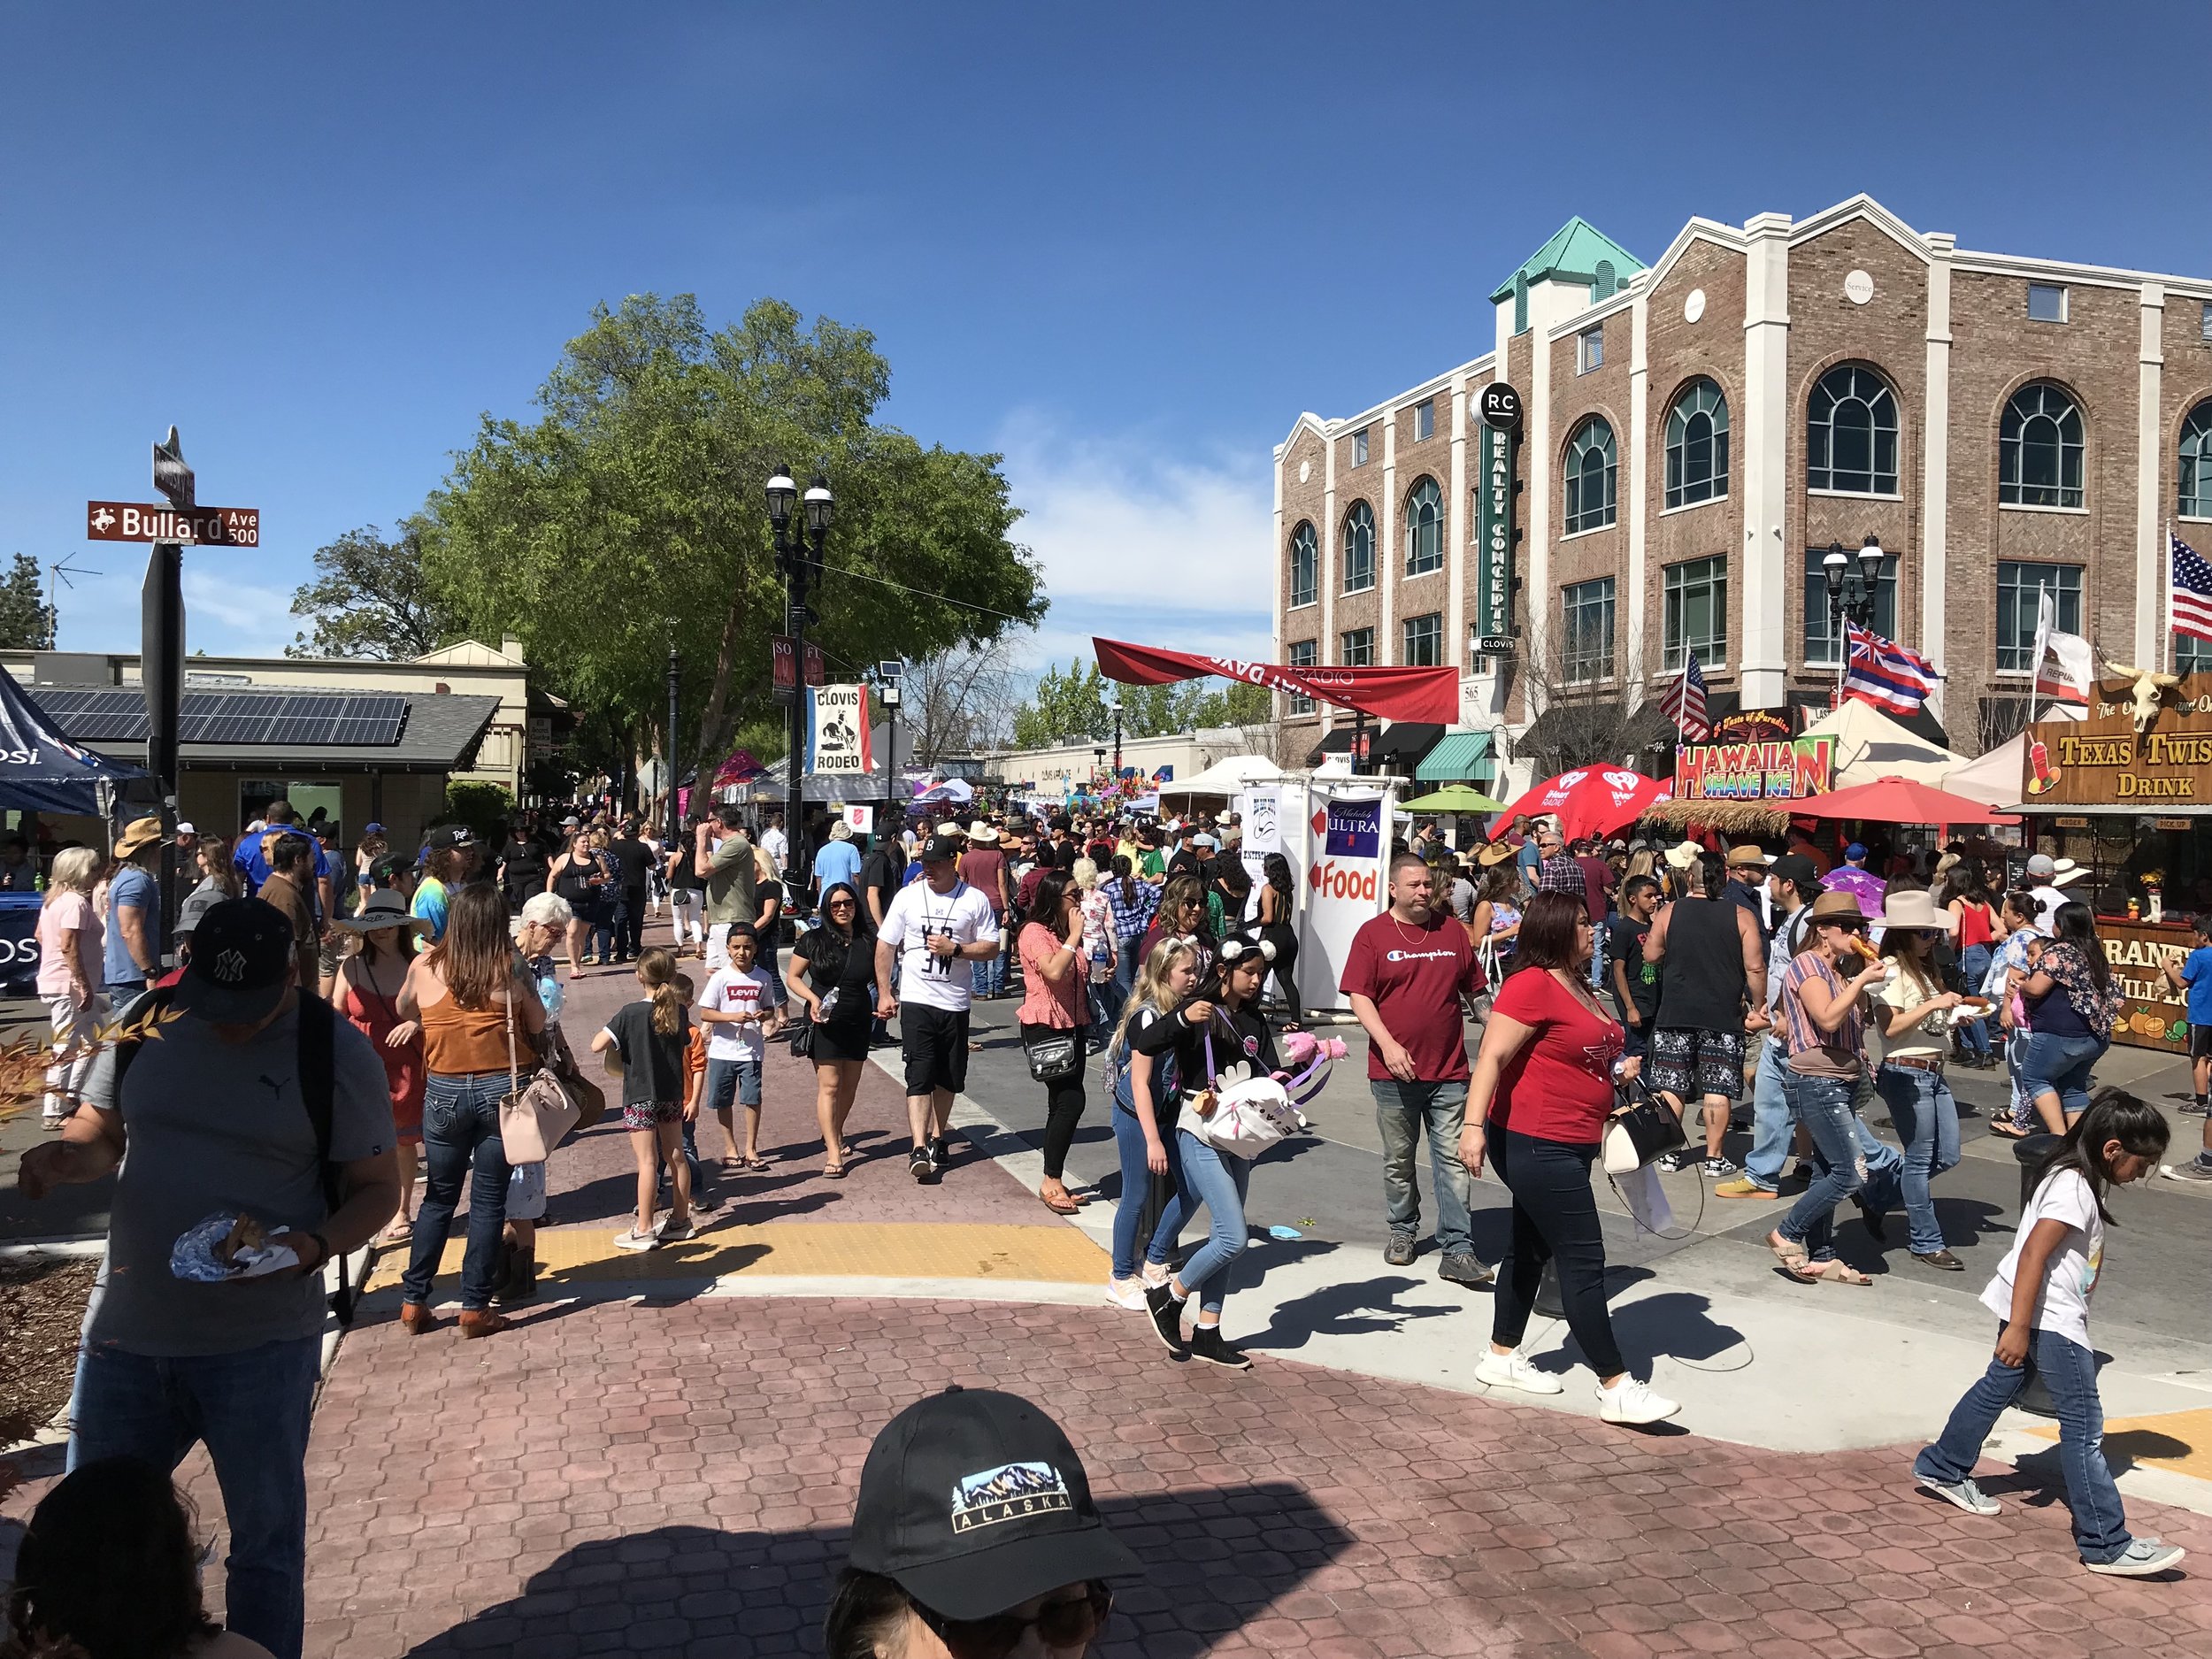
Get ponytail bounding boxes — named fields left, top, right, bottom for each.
left=638, top=946, right=685, bottom=1037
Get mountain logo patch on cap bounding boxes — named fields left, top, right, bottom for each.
left=949, top=1461, right=1071, bottom=1533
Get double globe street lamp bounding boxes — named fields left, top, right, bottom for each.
left=1822, top=534, right=1886, bottom=697
left=768, top=464, right=833, bottom=903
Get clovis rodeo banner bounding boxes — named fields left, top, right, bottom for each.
left=1672, top=733, right=1836, bottom=802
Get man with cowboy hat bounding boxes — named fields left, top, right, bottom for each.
left=2025, top=851, right=2086, bottom=926
left=956, top=821, right=1012, bottom=999
left=103, top=816, right=166, bottom=1003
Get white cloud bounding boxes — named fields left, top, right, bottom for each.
left=55, top=564, right=304, bottom=659
left=997, top=417, right=1277, bottom=673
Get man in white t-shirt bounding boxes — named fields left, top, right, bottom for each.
left=876, top=833, right=1001, bottom=1184
left=758, top=810, right=789, bottom=875
left=695, top=923, right=785, bottom=1175
left=2025, top=852, right=2085, bottom=930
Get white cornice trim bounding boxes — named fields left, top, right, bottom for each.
left=1787, top=193, right=1933, bottom=265
left=1949, top=251, right=2212, bottom=297
left=1320, top=355, right=1498, bottom=436
left=1545, top=288, right=1639, bottom=342
left=1641, top=218, right=1749, bottom=293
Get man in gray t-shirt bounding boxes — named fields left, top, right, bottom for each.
left=16, top=898, right=399, bottom=1659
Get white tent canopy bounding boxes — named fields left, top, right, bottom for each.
left=1945, top=733, right=2026, bottom=810
left=1801, top=698, right=1967, bottom=787
left=1160, top=754, right=1284, bottom=798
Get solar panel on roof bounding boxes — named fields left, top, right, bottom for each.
left=38, top=687, right=407, bottom=747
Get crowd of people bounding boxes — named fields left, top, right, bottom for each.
left=8, top=786, right=2197, bottom=1659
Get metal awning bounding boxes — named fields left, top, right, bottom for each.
left=1416, top=732, right=1494, bottom=781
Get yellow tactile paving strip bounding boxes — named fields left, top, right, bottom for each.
left=363, top=1221, right=1108, bottom=1294
left=2024, top=1406, right=2212, bottom=1480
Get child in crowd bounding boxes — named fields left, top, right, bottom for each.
left=697, top=921, right=787, bottom=1172
left=1912, top=1089, right=2180, bottom=1577
left=593, top=946, right=696, bottom=1251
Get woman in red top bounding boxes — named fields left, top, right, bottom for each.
left=1459, top=890, right=1679, bottom=1426
left=331, top=889, right=431, bottom=1242
left=1018, top=871, right=1092, bottom=1215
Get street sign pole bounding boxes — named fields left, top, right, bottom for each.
left=145, top=426, right=190, bottom=957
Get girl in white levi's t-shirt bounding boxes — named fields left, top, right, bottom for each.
left=1911, top=1090, right=2179, bottom=1577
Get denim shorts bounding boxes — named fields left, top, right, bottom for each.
left=705, top=1056, right=763, bottom=1112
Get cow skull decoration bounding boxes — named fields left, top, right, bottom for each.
left=2107, top=664, right=2183, bottom=735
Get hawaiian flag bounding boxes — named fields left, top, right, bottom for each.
left=1657, top=651, right=1709, bottom=741
left=1843, top=621, right=1940, bottom=716
left=2172, top=533, right=2212, bottom=644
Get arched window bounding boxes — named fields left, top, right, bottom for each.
left=2001, top=382, right=2085, bottom=509
left=1664, top=380, right=1730, bottom=508
left=2181, top=402, right=2212, bottom=519
left=1341, top=502, right=1375, bottom=593
left=1563, top=418, right=1617, bottom=534
left=1403, top=479, right=1443, bottom=575
left=1288, top=521, right=1317, bottom=607
left=1807, top=364, right=1900, bottom=495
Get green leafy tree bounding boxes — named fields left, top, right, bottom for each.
left=286, top=522, right=457, bottom=659
left=421, top=295, right=1042, bottom=780
left=1018, top=664, right=1269, bottom=745
left=1012, top=659, right=1115, bottom=746
left=0, top=554, right=54, bottom=649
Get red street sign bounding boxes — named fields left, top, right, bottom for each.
left=771, top=634, right=825, bottom=691
left=87, top=501, right=259, bottom=547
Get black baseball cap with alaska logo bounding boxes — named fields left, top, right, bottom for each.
left=849, top=1386, right=1140, bottom=1620
left=173, top=897, right=296, bottom=1022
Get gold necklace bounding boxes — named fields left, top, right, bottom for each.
left=1388, top=910, right=1428, bottom=945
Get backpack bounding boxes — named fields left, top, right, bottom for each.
left=115, top=987, right=355, bottom=1326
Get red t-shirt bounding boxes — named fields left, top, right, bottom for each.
left=1486, top=968, right=1624, bottom=1146
left=1574, top=856, right=1612, bottom=924
left=1340, top=912, right=1480, bottom=1082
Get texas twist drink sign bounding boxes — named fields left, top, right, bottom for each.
left=2022, top=670, right=2212, bottom=805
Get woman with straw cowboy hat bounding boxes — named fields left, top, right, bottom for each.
left=331, top=889, right=433, bottom=1243
left=1868, top=887, right=1972, bottom=1271
left=958, top=821, right=1012, bottom=1000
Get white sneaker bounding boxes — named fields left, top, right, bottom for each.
left=1473, top=1348, right=1563, bottom=1395
left=1141, top=1261, right=1171, bottom=1288
left=613, top=1227, right=659, bottom=1253
left=1596, top=1378, right=1680, bottom=1425
left=1105, top=1278, right=1148, bottom=1310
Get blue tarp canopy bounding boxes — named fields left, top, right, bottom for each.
left=0, top=671, right=147, bottom=815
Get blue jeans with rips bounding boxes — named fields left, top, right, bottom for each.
left=1778, top=1070, right=1901, bottom=1260
left=1370, top=1079, right=1474, bottom=1258
left=1110, top=1097, right=1187, bottom=1280
left=1173, top=1127, right=1252, bottom=1317
left=70, top=1333, right=322, bottom=1659
left=1875, top=1064, right=1962, bottom=1255
left=1915, top=1325, right=2131, bottom=1564
left=401, top=1070, right=512, bottom=1310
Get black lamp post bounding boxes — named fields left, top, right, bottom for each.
left=770, top=465, right=833, bottom=902
left=1110, top=695, right=1123, bottom=782
left=1822, top=534, right=1886, bottom=698
left=664, top=623, right=681, bottom=851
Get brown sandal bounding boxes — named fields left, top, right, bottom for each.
left=1791, top=1258, right=1874, bottom=1286
left=1041, top=1187, right=1084, bottom=1216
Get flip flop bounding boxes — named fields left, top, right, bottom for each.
left=823, top=1163, right=848, bottom=1180
left=1041, top=1188, right=1083, bottom=1216
left=1989, top=1121, right=2032, bottom=1139
left=741, top=1156, right=771, bottom=1173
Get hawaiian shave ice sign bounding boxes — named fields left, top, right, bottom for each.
left=1673, top=734, right=1835, bottom=802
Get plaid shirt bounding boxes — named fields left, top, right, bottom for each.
left=1102, top=878, right=1160, bottom=941
left=1533, top=852, right=1586, bottom=897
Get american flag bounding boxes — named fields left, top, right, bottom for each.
left=2173, top=534, right=2212, bottom=644
left=1843, top=621, right=1940, bottom=716
left=1657, top=651, right=1709, bottom=741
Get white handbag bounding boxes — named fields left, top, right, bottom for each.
left=1188, top=1027, right=1302, bottom=1159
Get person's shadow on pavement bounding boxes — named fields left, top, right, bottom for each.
left=1239, top=1271, right=1461, bottom=1354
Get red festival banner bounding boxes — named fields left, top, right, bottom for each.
left=1092, top=638, right=1458, bottom=725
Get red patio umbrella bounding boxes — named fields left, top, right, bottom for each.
left=1490, top=766, right=1672, bottom=844
left=1792, top=775, right=2021, bottom=828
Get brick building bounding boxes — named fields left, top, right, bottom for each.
left=1271, top=194, right=2212, bottom=792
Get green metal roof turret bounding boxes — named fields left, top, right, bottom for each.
left=1490, top=217, right=1646, bottom=332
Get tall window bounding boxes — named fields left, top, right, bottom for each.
left=1413, top=400, right=1434, bottom=441
left=1807, top=364, right=1900, bottom=495
left=1403, top=479, right=1443, bottom=575
left=1663, top=557, right=1728, bottom=672
left=1562, top=578, right=1616, bottom=683
left=1801, top=550, right=1899, bottom=665
left=1563, top=417, right=1617, bottom=534
left=1352, top=426, right=1370, bottom=466
left=1402, top=612, right=1441, bottom=665
left=1341, top=503, right=1375, bottom=593
left=1340, top=626, right=1375, bottom=668
left=2181, top=401, right=2212, bottom=518
left=1996, top=561, right=2082, bottom=672
left=1664, top=380, right=1730, bottom=508
left=1577, top=326, right=1603, bottom=373
left=2001, top=382, right=2085, bottom=509
left=1288, top=521, right=1317, bottom=608
left=1286, top=640, right=1317, bottom=712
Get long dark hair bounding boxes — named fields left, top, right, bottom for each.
left=8, top=1457, right=220, bottom=1659
left=426, top=881, right=514, bottom=1009
left=2034, top=1086, right=2169, bottom=1225
left=806, top=881, right=872, bottom=984
left=1939, top=861, right=1985, bottom=910
left=2049, top=900, right=2111, bottom=994
left=1025, top=869, right=1072, bottom=928
left=1515, top=889, right=1587, bottom=972
left=1110, top=854, right=1140, bottom=906
left=1263, top=853, right=1293, bottom=898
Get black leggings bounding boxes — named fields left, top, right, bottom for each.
left=1488, top=1125, right=1624, bottom=1378
left=1261, top=923, right=1301, bottom=1021
left=1023, top=1022, right=1088, bottom=1180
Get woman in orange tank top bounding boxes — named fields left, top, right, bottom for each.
left=395, top=882, right=544, bottom=1340
left=330, top=889, right=431, bottom=1243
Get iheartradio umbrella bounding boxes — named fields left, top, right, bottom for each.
left=1492, top=767, right=1672, bottom=842
left=1789, top=775, right=2020, bottom=828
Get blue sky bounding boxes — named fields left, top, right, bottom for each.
left=4, top=3, right=2207, bottom=676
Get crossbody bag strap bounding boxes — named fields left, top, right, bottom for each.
left=506, top=982, right=521, bottom=1098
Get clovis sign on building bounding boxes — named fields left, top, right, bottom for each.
left=1672, top=735, right=1836, bottom=802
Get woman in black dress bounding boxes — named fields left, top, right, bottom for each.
left=547, top=828, right=598, bottom=976
left=789, top=881, right=875, bottom=1178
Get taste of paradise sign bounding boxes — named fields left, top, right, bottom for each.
left=2022, top=672, right=2212, bottom=805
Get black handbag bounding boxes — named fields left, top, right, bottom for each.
left=1024, top=1029, right=1081, bottom=1083
left=1601, top=1073, right=1687, bottom=1176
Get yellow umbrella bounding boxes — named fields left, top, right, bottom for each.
left=1401, top=784, right=1508, bottom=813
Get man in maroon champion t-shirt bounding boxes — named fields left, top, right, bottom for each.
left=1340, top=851, right=1494, bottom=1290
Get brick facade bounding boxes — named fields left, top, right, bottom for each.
left=1270, top=195, right=2212, bottom=782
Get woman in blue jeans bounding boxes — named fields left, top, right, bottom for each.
left=1102, top=936, right=1200, bottom=1309
left=397, top=883, right=546, bottom=1338
left=1768, top=890, right=1897, bottom=1284
left=2019, top=902, right=2124, bottom=1134
left=1135, top=935, right=1279, bottom=1370
left=1871, top=892, right=1970, bottom=1270
left=1942, top=862, right=2001, bottom=1065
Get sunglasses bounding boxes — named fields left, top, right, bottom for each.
left=828, top=896, right=856, bottom=907
left=917, top=1581, right=1111, bottom=1659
